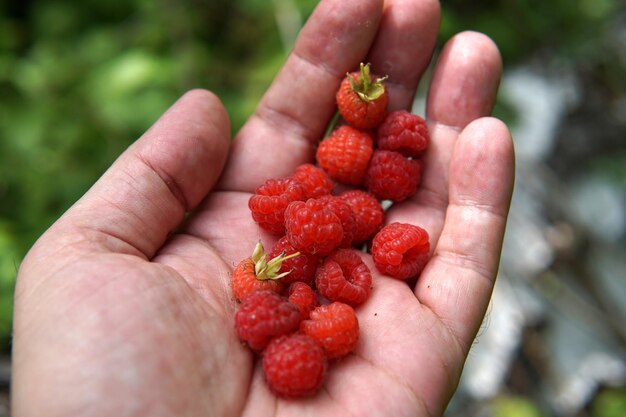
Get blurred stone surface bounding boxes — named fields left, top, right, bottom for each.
left=446, top=62, right=626, bottom=417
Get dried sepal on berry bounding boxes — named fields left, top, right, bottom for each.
left=231, top=241, right=300, bottom=302
left=336, top=62, right=389, bottom=129
left=251, top=241, right=300, bottom=281
left=348, top=62, right=388, bottom=102
left=269, top=236, right=319, bottom=286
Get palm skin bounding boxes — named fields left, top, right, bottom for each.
left=11, top=0, right=515, bottom=416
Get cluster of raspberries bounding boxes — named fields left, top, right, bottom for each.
left=232, top=63, right=431, bottom=398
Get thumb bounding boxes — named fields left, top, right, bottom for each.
left=30, top=89, right=231, bottom=263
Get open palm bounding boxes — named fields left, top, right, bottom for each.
left=12, top=0, right=514, bottom=416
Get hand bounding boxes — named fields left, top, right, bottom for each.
left=11, top=0, right=514, bottom=416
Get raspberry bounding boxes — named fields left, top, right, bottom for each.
left=377, top=110, right=429, bottom=157
left=287, top=282, right=319, bottom=320
left=315, top=195, right=357, bottom=248
left=316, top=125, right=374, bottom=186
left=300, top=302, right=359, bottom=359
left=338, top=190, right=384, bottom=244
left=291, top=163, right=334, bottom=199
left=232, top=255, right=283, bottom=302
left=315, top=249, right=372, bottom=306
left=231, top=241, right=301, bottom=302
left=336, top=63, right=388, bottom=129
left=284, top=199, right=344, bottom=256
left=364, top=150, right=422, bottom=202
left=248, top=177, right=306, bottom=235
left=268, top=236, right=319, bottom=286
left=371, top=222, right=430, bottom=280
left=234, top=290, right=302, bottom=351
left=262, top=334, right=327, bottom=398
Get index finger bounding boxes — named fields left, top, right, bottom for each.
left=219, top=0, right=384, bottom=192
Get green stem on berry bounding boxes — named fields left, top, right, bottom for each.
left=251, top=241, right=300, bottom=281
left=348, top=62, right=388, bottom=103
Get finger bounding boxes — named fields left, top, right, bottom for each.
left=423, top=31, right=502, bottom=205
left=219, top=0, right=384, bottom=192
left=387, top=31, right=503, bottom=244
left=47, top=89, right=231, bottom=259
left=415, top=117, right=515, bottom=353
left=427, top=31, right=503, bottom=129
left=366, top=0, right=441, bottom=111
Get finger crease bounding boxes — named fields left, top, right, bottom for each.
left=135, top=152, right=190, bottom=212
left=253, top=107, right=316, bottom=145
left=410, top=185, right=449, bottom=212
left=452, top=199, right=508, bottom=220
left=420, top=302, right=469, bottom=374
left=430, top=120, right=463, bottom=133
left=430, top=250, right=495, bottom=296
left=292, top=47, right=344, bottom=81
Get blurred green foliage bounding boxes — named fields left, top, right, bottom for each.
left=490, top=395, right=544, bottom=417
left=592, top=388, right=626, bottom=417
left=0, top=0, right=622, bottom=354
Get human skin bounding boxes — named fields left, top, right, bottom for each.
left=11, top=0, right=514, bottom=416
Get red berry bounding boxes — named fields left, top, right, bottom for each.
left=284, top=199, right=344, bottom=256
left=300, top=302, right=359, bottom=359
left=262, top=334, right=327, bottom=398
left=231, top=241, right=302, bottom=302
left=377, top=110, right=429, bottom=157
left=291, top=163, right=334, bottom=199
left=234, top=290, right=302, bottom=351
left=364, top=150, right=422, bottom=202
left=287, top=282, right=319, bottom=320
left=315, top=195, right=357, bottom=248
left=268, top=236, right=319, bottom=286
left=316, top=125, right=374, bottom=186
left=231, top=259, right=282, bottom=303
left=315, top=249, right=372, bottom=306
left=338, top=190, right=384, bottom=244
left=336, top=63, right=388, bottom=129
left=248, top=177, right=306, bottom=235
left=371, top=222, right=430, bottom=280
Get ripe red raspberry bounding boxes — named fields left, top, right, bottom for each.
left=377, top=110, right=429, bottom=157
left=291, top=163, right=334, bottom=199
left=234, top=290, right=302, bottom=351
left=316, top=125, right=373, bottom=186
left=364, top=150, right=422, bottom=202
left=262, top=334, right=327, bottom=398
left=315, top=195, right=357, bottom=248
left=268, top=236, right=319, bottom=286
left=231, top=241, right=299, bottom=302
left=336, top=63, right=388, bottom=129
left=315, top=249, right=372, bottom=306
left=371, top=222, right=430, bottom=280
left=301, top=302, right=359, bottom=359
left=248, top=177, right=305, bottom=235
left=284, top=199, right=344, bottom=256
left=287, top=282, right=319, bottom=320
left=338, top=190, right=384, bottom=244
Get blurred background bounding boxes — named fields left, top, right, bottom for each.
left=0, top=0, right=625, bottom=415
